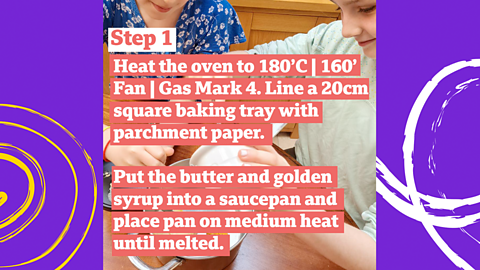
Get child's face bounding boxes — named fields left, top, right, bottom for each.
left=137, top=0, right=189, bottom=19
left=333, top=0, right=376, bottom=59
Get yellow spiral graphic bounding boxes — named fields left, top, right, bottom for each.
left=0, top=104, right=97, bottom=269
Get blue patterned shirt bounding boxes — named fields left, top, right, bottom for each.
left=103, top=0, right=246, bottom=55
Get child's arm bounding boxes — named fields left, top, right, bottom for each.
left=248, top=21, right=348, bottom=56
left=239, top=146, right=376, bottom=269
left=219, top=25, right=329, bottom=79
left=103, top=124, right=174, bottom=166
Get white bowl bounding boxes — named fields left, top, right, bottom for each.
left=190, top=145, right=254, bottom=166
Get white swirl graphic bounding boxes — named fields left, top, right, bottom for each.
left=377, top=59, right=480, bottom=270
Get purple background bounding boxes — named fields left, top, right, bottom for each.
left=1, top=0, right=102, bottom=269
left=378, top=0, right=480, bottom=269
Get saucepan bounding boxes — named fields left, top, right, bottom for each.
left=128, top=158, right=249, bottom=270
left=128, top=230, right=247, bottom=270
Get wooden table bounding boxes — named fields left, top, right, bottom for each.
left=104, top=145, right=355, bottom=270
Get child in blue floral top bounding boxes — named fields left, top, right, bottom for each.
left=103, top=0, right=246, bottom=55
left=103, top=0, right=246, bottom=168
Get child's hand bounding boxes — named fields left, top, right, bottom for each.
left=237, top=145, right=290, bottom=166
left=106, top=145, right=174, bottom=166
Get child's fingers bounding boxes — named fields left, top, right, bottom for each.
left=162, top=146, right=175, bottom=156
left=241, top=162, right=268, bottom=166
left=122, top=156, right=144, bottom=167
left=251, top=145, right=277, bottom=154
left=238, top=148, right=278, bottom=166
left=140, top=151, right=166, bottom=166
left=145, top=146, right=168, bottom=164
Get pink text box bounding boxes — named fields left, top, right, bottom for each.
left=110, top=124, right=272, bottom=145
left=111, top=188, right=344, bottom=210
left=111, top=211, right=344, bottom=233
left=110, top=78, right=369, bottom=100
left=111, top=166, right=338, bottom=188
left=109, top=102, right=323, bottom=123
left=110, top=54, right=361, bottom=76
left=112, top=234, right=230, bottom=256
